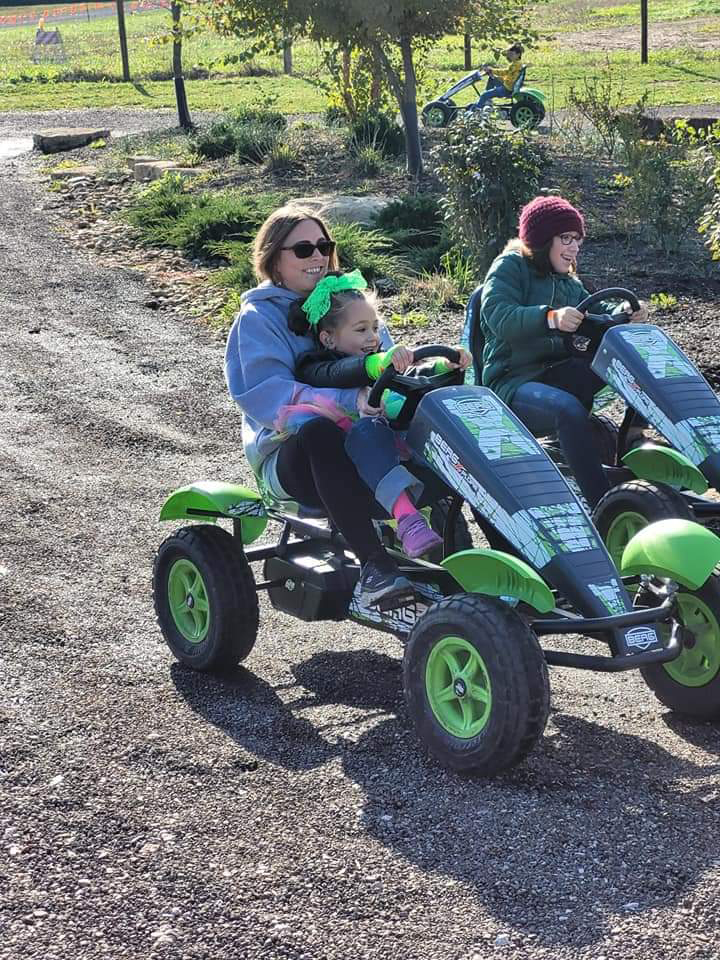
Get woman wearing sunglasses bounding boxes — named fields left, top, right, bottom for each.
left=225, top=203, right=414, bottom=607
left=479, top=195, right=648, bottom=507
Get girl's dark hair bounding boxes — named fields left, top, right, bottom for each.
left=507, top=42, right=524, bottom=56
left=503, top=236, right=566, bottom=277
left=288, top=271, right=376, bottom=339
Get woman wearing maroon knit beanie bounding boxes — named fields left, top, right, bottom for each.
left=478, top=194, right=648, bottom=508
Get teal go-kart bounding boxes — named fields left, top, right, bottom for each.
left=152, top=345, right=720, bottom=778
left=422, top=66, right=545, bottom=131
left=463, top=285, right=720, bottom=563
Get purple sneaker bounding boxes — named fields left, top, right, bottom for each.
left=397, top=513, right=443, bottom=559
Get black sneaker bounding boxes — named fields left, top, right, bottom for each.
left=358, top=556, right=413, bottom=609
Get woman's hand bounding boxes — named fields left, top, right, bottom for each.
left=548, top=306, right=584, bottom=332
left=356, top=387, right=382, bottom=418
left=621, top=300, right=649, bottom=323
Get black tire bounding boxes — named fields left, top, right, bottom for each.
left=403, top=594, right=550, bottom=775
left=153, top=524, right=259, bottom=671
left=510, top=99, right=544, bottom=129
left=640, top=571, right=720, bottom=719
left=427, top=498, right=474, bottom=564
left=590, top=414, right=620, bottom=466
left=422, top=101, right=454, bottom=128
left=592, top=480, right=693, bottom=569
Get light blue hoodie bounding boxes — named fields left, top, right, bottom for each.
left=224, top=282, right=362, bottom=486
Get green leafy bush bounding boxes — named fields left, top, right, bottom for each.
left=620, top=138, right=714, bottom=253
left=126, top=179, right=284, bottom=259
left=331, top=221, right=409, bottom=284
left=699, top=157, right=720, bottom=261
left=193, top=108, right=287, bottom=161
left=373, top=194, right=453, bottom=273
left=349, top=111, right=405, bottom=158
left=264, top=142, right=301, bottom=174
left=353, top=145, right=383, bottom=177
left=234, top=122, right=283, bottom=164
left=435, top=113, right=548, bottom=274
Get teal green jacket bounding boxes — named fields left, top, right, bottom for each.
left=480, top=250, right=608, bottom=404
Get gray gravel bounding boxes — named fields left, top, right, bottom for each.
left=1, top=124, right=720, bottom=960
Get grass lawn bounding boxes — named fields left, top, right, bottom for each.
left=0, top=2, right=719, bottom=112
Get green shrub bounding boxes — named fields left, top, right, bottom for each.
left=125, top=174, right=195, bottom=235
left=265, top=142, right=301, bottom=174
left=620, top=138, right=714, bottom=253
left=331, top=221, right=409, bottom=284
left=435, top=113, right=548, bottom=274
left=353, top=145, right=383, bottom=177
left=372, top=193, right=453, bottom=273
left=193, top=108, right=287, bottom=160
left=324, top=105, right=349, bottom=127
left=126, top=181, right=284, bottom=259
left=349, top=111, right=405, bottom=158
left=235, top=122, right=282, bottom=164
left=700, top=157, right=720, bottom=261
left=230, top=106, right=287, bottom=129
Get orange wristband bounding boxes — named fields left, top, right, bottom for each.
left=547, top=309, right=558, bottom=329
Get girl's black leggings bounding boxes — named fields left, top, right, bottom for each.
left=275, top=418, right=385, bottom=565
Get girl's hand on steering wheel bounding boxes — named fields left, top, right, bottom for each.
left=444, top=347, right=473, bottom=371
left=389, top=345, right=414, bottom=373
left=621, top=300, right=649, bottom=323
left=356, top=386, right=382, bottom=418
left=548, top=306, right=584, bottom=332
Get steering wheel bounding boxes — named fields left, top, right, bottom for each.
left=566, top=287, right=641, bottom=356
left=367, top=345, right=461, bottom=409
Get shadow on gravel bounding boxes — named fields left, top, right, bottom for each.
left=170, top=661, right=342, bottom=771
left=339, top=711, right=720, bottom=948
left=662, top=712, right=720, bottom=756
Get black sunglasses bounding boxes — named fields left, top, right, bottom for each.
left=281, top=239, right=336, bottom=259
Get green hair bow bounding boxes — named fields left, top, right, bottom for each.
left=301, top=269, right=368, bottom=328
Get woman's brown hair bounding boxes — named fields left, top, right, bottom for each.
left=252, top=204, right=340, bottom=284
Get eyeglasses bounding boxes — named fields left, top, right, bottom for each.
left=558, top=233, right=583, bottom=247
left=281, top=239, right=336, bottom=259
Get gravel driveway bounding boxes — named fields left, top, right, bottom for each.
left=1, top=115, right=720, bottom=960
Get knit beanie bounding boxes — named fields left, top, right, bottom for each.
left=518, top=196, right=585, bottom=249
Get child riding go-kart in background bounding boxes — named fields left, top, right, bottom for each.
left=474, top=42, right=525, bottom=113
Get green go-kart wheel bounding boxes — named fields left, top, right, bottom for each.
left=641, top=572, right=720, bottom=718
left=403, top=594, right=550, bottom=775
left=153, top=524, right=259, bottom=671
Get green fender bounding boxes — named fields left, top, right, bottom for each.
left=442, top=548, right=555, bottom=613
left=622, top=444, right=708, bottom=494
left=517, top=88, right=545, bottom=102
left=159, top=481, right=268, bottom=544
left=621, top=518, right=720, bottom=589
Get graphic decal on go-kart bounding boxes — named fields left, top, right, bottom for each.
left=589, top=579, right=626, bottom=616
left=617, top=327, right=697, bottom=380
left=349, top=580, right=444, bottom=636
left=423, top=429, right=600, bottom=568
left=441, top=394, right=538, bottom=461
left=605, top=358, right=713, bottom=464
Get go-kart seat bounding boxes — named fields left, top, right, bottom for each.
left=510, top=67, right=526, bottom=96
left=460, top=284, right=485, bottom=386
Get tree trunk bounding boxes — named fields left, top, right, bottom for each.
left=115, top=0, right=130, bottom=81
left=283, top=37, right=293, bottom=75
left=399, top=36, right=422, bottom=178
left=171, top=2, right=192, bottom=131
left=371, top=37, right=423, bottom=179
left=464, top=32, right=472, bottom=70
left=341, top=46, right=355, bottom=117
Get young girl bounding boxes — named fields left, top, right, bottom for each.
left=282, top=270, right=472, bottom=559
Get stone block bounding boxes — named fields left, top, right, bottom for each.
left=133, top=160, right=179, bottom=182
left=293, top=194, right=392, bottom=225
left=33, top=127, right=110, bottom=153
left=50, top=166, right=98, bottom=180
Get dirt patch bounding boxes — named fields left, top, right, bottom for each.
left=562, top=14, right=720, bottom=52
